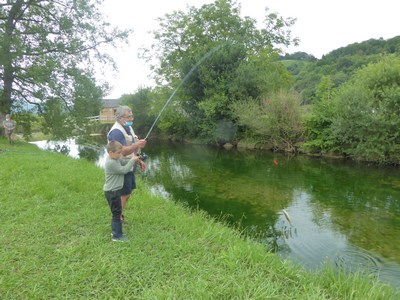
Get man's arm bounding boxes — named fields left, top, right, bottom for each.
left=108, top=129, right=147, bottom=156
left=122, top=140, right=146, bottom=156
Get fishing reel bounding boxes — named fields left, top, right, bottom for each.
left=139, top=153, right=149, bottom=161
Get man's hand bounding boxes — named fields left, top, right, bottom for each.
left=123, top=139, right=147, bottom=156
left=136, top=139, right=147, bottom=148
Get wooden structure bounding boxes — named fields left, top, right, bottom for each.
left=98, top=99, right=121, bottom=123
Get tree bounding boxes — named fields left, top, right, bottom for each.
left=40, top=97, right=73, bottom=139
left=120, top=87, right=156, bottom=137
left=0, top=0, right=129, bottom=116
left=331, top=55, right=400, bottom=163
left=302, top=96, right=337, bottom=153
left=315, top=75, right=336, bottom=102
left=71, top=72, right=103, bottom=126
left=140, top=0, right=297, bottom=144
left=232, top=90, right=303, bottom=152
left=291, top=36, right=400, bottom=104
left=282, top=51, right=317, bottom=61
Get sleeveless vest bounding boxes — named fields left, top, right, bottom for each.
left=107, top=121, right=139, bottom=158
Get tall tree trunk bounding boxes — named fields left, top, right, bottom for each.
left=0, top=0, right=24, bottom=114
left=1, top=49, right=13, bottom=114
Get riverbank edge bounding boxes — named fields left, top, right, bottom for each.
left=10, top=131, right=385, bottom=165
left=163, top=135, right=391, bottom=165
left=0, top=138, right=398, bottom=299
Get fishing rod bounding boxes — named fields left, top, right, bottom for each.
left=144, top=44, right=224, bottom=140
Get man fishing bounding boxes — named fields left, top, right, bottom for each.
left=107, top=106, right=147, bottom=225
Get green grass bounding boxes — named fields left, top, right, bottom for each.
left=0, top=137, right=398, bottom=299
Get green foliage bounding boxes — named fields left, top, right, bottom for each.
left=329, top=37, right=400, bottom=57
left=331, top=55, right=400, bottom=163
left=232, top=90, right=303, bottom=152
left=302, top=97, right=337, bottom=153
left=232, top=49, right=293, bottom=99
left=302, top=75, right=338, bottom=152
left=119, top=86, right=195, bottom=140
left=315, top=76, right=336, bottom=101
left=0, top=0, right=129, bottom=116
left=13, top=112, right=38, bottom=140
left=302, top=55, right=400, bottom=162
left=120, top=87, right=156, bottom=137
left=280, top=52, right=316, bottom=79
left=40, top=98, right=74, bottom=140
left=140, top=0, right=297, bottom=144
left=281, top=59, right=311, bottom=77
left=158, top=106, right=192, bottom=140
left=289, top=36, right=400, bottom=103
left=70, top=72, right=103, bottom=126
left=282, top=51, right=317, bottom=61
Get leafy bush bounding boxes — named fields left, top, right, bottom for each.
left=302, top=76, right=338, bottom=153
left=331, top=55, right=400, bottom=163
left=302, top=98, right=337, bottom=153
left=232, top=90, right=303, bottom=152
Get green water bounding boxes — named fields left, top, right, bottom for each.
left=33, top=139, right=400, bottom=288
left=143, top=141, right=400, bottom=288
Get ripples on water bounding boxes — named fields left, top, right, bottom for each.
left=334, top=247, right=400, bottom=288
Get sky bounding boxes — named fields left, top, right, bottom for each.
left=100, top=0, right=399, bottom=98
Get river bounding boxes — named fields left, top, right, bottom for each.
left=31, top=139, right=400, bottom=288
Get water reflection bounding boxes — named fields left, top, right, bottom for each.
left=143, top=142, right=400, bottom=288
left=32, top=139, right=400, bottom=288
left=30, top=138, right=106, bottom=168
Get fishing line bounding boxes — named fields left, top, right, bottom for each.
left=145, top=44, right=224, bottom=140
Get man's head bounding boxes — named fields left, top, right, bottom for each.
left=5, top=114, right=10, bottom=120
left=115, top=106, right=134, bottom=127
left=107, top=140, right=123, bottom=159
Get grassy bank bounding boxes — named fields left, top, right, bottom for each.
left=0, top=138, right=398, bottom=299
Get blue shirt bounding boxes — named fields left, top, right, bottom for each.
left=108, top=126, right=132, bottom=146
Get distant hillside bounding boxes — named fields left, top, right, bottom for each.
left=281, top=35, right=400, bottom=103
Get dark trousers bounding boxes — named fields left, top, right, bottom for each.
left=104, top=190, right=123, bottom=238
left=5, top=130, right=13, bottom=144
